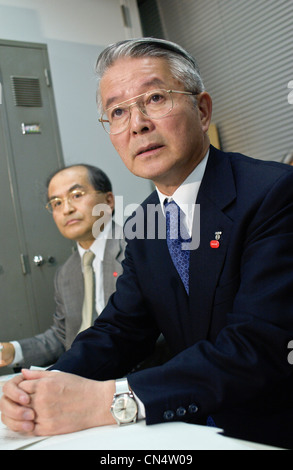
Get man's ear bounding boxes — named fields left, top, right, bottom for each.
left=197, top=92, right=212, bottom=133
left=105, top=191, right=115, bottom=214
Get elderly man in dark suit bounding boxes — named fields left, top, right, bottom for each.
left=0, top=164, right=125, bottom=368
left=1, top=38, right=293, bottom=449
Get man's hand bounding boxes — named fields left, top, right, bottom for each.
left=0, top=369, right=116, bottom=436
left=0, top=342, right=15, bottom=367
left=0, top=373, right=35, bottom=433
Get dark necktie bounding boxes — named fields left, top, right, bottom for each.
left=165, top=200, right=191, bottom=294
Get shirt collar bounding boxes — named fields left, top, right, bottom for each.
left=156, top=149, right=209, bottom=227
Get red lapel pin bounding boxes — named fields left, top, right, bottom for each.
left=210, top=232, right=222, bottom=249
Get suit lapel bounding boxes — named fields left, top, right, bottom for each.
left=63, top=251, right=83, bottom=305
left=188, top=146, right=236, bottom=342
left=61, top=251, right=84, bottom=347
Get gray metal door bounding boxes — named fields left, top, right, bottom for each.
left=0, top=40, right=73, bottom=373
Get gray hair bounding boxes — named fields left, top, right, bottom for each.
left=95, top=37, right=205, bottom=113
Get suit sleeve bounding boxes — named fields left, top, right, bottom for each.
left=18, top=267, right=66, bottom=368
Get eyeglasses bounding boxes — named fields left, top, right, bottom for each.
left=46, top=188, right=102, bottom=214
left=99, top=89, right=198, bottom=135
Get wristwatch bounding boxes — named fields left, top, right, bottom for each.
left=111, top=378, right=138, bottom=425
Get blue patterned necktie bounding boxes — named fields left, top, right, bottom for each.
left=165, top=200, right=191, bottom=294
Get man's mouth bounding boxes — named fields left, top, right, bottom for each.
left=65, top=218, right=82, bottom=226
left=136, top=144, right=164, bottom=157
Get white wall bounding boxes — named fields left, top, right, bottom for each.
left=0, top=0, right=152, bottom=209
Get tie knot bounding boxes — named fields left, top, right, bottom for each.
left=164, top=199, right=181, bottom=221
left=164, top=199, right=191, bottom=243
left=164, top=198, right=177, bottom=209
left=164, top=198, right=182, bottom=223
left=83, top=251, right=95, bottom=267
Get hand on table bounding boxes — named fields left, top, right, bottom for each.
left=0, top=369, right=116, bottom=436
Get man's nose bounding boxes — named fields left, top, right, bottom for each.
left=129, top=106, right=154, bottom=134
left=63, top=198, right=75, bottom=214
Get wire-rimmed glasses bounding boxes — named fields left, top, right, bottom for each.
left=46, top=188, right=102, bottom=214
left=99, top=89, right=197, bottom=135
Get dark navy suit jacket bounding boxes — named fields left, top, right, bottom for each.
left=52, top=146, right=293, bottom=448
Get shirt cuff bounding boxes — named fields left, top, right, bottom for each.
left=133, top=391, right=146, bottom=420
left=10, top=341, right=24, bottom=367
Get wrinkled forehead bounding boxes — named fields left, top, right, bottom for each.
left=99, top=56, right=176, bottom=111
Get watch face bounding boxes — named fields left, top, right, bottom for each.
left=113, top=394, right=137, bottom=423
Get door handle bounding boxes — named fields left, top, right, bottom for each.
left=32, top=255, right=56, bottom=267
left=33, top=255, right=45, bottom=267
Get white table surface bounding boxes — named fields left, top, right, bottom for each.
left=26, top=421, right=286, bottom=451
left=0, top=373, right=283, bottom=451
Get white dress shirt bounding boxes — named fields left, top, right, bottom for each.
left=156, top=150, right=209, bottom=235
